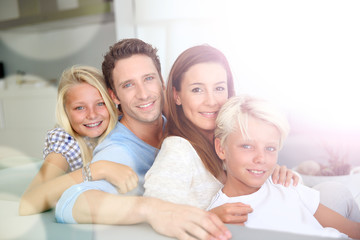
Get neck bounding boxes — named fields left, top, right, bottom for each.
left=120, top=115, right=164, bottom=148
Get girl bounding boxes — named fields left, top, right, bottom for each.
left=19, top=65, right=138, bottom=215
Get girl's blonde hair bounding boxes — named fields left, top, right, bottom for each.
left=56, top=65, right=118, bottom=165
left=215, top=95, right=290, bottom=149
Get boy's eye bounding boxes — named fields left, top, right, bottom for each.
left=266, top=146, right=277, bottom=152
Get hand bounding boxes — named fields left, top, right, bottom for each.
left=147, top=199, right=232, bottom=240
left=209, top=202, right=253, bottom=225
left=94, top=160, right=139, bottom=194
left=272, top=164, right=299, bottom=187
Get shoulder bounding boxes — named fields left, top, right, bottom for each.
left=46, top=128, right=73, bottom=142
left=161, top=136, right=195, bottom=150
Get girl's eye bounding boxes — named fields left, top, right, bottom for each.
left=191, top=87, right=202, bottom=93
left=75, top=106, right=84, bottom=110
left=241, top=144, right=252, bottom=149
left=97, top=102, right=105, bottom=107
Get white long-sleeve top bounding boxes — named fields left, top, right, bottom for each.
left=144, top=136, right=223, bottom=209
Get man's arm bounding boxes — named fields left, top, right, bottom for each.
left=71, top=190, right=232, bottom=240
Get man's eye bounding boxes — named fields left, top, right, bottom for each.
left=145, top=76, right=154, bottom=81
left=123, top=83, right=133, bottom=88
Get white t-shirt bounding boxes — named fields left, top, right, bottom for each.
left=144, top=136, right=223, bottom=209
left=207, top=178, right=348, bottom=238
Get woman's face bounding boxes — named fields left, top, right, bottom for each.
left=65, top=82, right=110, bottom=138
left=174, top=62, right=228, bottom=139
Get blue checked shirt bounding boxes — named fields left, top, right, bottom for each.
left=43, top=128, right=86, bottom=171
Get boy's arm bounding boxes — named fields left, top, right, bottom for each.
left=314, top=203, right=360, bottom=239
left=71, top=190, right=232, bottom=240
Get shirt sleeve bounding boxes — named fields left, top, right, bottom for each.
left=43, top=128, right=82, bottom=171
left=55, top=180, right=118, bottom=223
left=143, top=137, right=195, bottom=205
left=295, top=183, right=321, bottom=215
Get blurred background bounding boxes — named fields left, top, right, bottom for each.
left=0, top=0, right=359, bottom=171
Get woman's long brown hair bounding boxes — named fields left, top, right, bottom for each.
left=165, top=45, right=235, bottom=179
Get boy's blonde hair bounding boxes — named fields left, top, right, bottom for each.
left=215, top=95, right=290, bottom=149
left=56, top=65, right=118, bottom=165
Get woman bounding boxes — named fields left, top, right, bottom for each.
left=144, top=45, right=298, bottom=223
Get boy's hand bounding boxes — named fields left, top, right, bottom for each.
left=209, top=202, right=253, bottom=225
left=272, top=164, right=299, bottom=187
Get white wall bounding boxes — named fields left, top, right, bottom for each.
left=114, top=0, right=360, bottom=168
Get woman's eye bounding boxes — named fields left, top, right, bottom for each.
left=216, top=86, right=226, bottom=91
left=191, top=87, right=202, bottom=93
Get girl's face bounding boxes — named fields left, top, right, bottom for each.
left=174, top=62, right=228, bottom=139
left=65, top=82, right=110, bottom=138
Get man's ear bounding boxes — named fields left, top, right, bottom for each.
left=108, top=88, right=120, bottom=105
left=173, top=87, right=181, bottom=105
left=214, top=138, right=226, bottom=160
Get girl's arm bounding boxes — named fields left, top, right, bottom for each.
left=19, top=153, right=138, bottom=215
left=314, top=203, right=360, bottom=239
left=19, top=152, right=78, bottom=215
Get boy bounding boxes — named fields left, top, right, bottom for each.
left=208, top=95, right=360, bottom=239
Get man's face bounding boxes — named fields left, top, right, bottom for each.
left=110, top=54, right=164, bottom=125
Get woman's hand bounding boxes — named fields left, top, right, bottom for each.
left=92, top=160, right=139, bottom=193
left=209, top=202, right=253, bottom=225
left=272, top=164, right=299, bottom=187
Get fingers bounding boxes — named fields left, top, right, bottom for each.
left=209, top=202, right=252, bottom=224
left=117, top=171, right=139, bottom=194
left=272, top=165, right=280, bottom=184
left=181, top=212, right=231, bottom=240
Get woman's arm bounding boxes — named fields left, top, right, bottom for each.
left=19, top=153, right=138, bottom=215
left=271, top=164, right=299, bottom=186
left=314, top=203, right=360, bottom=239
left=73, top=190, right=232, bottom=240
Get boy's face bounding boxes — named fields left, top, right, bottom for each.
left=215, top=116, right=280, bottom=197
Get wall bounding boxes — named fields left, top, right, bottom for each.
left=113, top=0, right=360, bottom=170
left=0, top=19, right=116, bottom=81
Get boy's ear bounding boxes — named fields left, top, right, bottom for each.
left=108, top=88, right=120, bottom=105
left=173, top=87, right=181, bottom=105
left=214, top=138, right=226, bottom=160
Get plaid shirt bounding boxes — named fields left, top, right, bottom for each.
left=43, top=128, right=83, bottom=171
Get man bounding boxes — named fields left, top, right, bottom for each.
left=55, top=38, right=232, bottom=240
